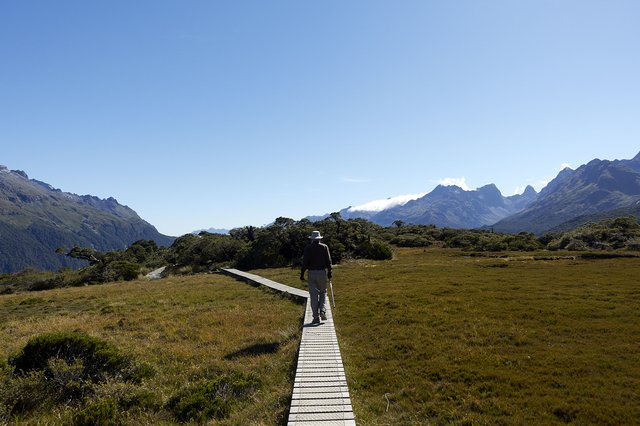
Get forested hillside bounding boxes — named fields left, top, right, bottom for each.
left=0, top=166, right=174, bottom=272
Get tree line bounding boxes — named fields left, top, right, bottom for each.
left=2, top=214, right=639, bottom=294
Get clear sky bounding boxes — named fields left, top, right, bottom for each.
left=1, top=1, right=639, bottom=236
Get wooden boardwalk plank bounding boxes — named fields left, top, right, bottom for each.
left=221, top=268, right=356, bottom=425
left=289, top=412, right=356, bottom=421
left=220, top=268, right=309, bottom=300
left=287, top=421, right=356, bottom=426
left=290, top=398, right=352, bottom=407
left=290, top=405, right=354, bottom=414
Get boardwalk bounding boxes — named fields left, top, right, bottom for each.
left=290, top=300, right=356, bottom=425
left=221, top=268, right=356, bottom=426
left=221, top=268, right=308, bottom=301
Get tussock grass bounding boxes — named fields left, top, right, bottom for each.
left=0, top=274, right=303, bottom=424
left=256, top=248, right=640, bottom=425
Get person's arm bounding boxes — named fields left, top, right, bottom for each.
left=300, top=246, right=309, bottom=280
left=325, top=246, right=332, bottom=279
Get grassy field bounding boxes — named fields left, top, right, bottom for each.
left=0, top=274, right=304, bottom=425
left=2, top=248, right=639, bottom=425
left=254, top=248, right=640, bottom=425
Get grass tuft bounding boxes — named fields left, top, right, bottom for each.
left=166, top=371, right=260, bottom=422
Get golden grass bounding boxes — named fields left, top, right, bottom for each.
left=255, top=248, right=640, bottom=425
left=0, top=274, right=304, bottom=425
left=3, top=248, right=639, bottom=425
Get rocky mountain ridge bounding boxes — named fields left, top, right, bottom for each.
left=371, top=183, right=538, bottom=228
left=309, top=152, right=640, bottom=235
left=493, top=152, right=640, bottom=234
left=0, top=166, right=174, bottom=273
left=310, top=183, right=539, bottom=229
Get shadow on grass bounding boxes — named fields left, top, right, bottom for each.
left=224, top=341, right=281, bottom=360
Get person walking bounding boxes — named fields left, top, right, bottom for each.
left=300, top=230, right=332, bottom=324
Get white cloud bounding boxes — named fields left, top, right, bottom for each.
left=348, top=192, right=427, bottom=213
left=560, top=163, right=572, bottom=170
left=529, top=163, right=575, bottom=192
left=437, top=177, right=470, bottom=190
left=513, top=186, right=527, bottom=195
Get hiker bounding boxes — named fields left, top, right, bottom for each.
left=300, top=230, right=332, bottom=324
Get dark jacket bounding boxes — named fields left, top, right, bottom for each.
left=301, top=240, right=332, bottom=274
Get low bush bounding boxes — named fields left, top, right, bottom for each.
left=94, top=382, right=160, bottom=411
left=546, top=216, right=640, bottom=251
left=355, top=239, right=393, bottom=260
left=72, top=397, right=118, bottom=426
left=390, top=234, right=434, bottom=247
left=47, top=357, right=91, bottom=401
left=0, top=370, right=49, bottom=415
left=28, top=275, right=64, bottom=291
left=2, top=332, right=155, bottom=419
left=103, top=261, right=140, bottom=282
left=166, top=372, right=260, bottom=423
left=9, top=332, right=134, bottom=383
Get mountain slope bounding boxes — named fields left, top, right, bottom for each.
left=369, top=184, right=538, bottom=228
left=547, top=201, right=640, bottom=234
left=493, top=152, right=640, bottom=234
left=0, top=166, right=174, bottom=273
left=310, top=184, right=538, bottom=229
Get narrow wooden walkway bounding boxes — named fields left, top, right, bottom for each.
left=221, top=268, right=356, bottom=425
left=221, top=268, right=309, bottom=301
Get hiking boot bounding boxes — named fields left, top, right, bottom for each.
left=311, top=317, right=321, bottom=325
left=320, top=311, right=327, bottom=321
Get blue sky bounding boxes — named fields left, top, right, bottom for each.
left=1, top=1, right=639, bottom=236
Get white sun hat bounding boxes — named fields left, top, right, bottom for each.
left=309, top=230, right=323, bottom=240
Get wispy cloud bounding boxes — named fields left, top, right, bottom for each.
left=348, top=192, right=427, bottom=213
left=513, top=186, right=526, bottom=195
left=436, top=177, right=470, bottom=190
left=527, top=163, right=576, bottom=192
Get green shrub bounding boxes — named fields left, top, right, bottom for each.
left=28, top=274, right=64, bottom=291
left=565, top=239, right=588, bottom=251
left=166, top=372, right=259, bottom=422
left=105, top=261, right=140, bottom=281
left=390, top=235, right=434, bottom=247
left=47, top=357, right=91, bottom=401
left=355, top=240, right=393, bottom=260
left=72, top=397, right=118, bottom=426
left=92, top=380, right=160, bottom=413
left=0, top=403, right=8, bottom=424
left=168, top=233, right=244, bottom=271
left=3, top=333, right=154, bottom=418
left=0, top=370, right=49, bottom=415
left=9, top=332, right=133, bottom=383
left=627, top=238, right=640, bottom=250
left=121, top=361, right=156, bottom=384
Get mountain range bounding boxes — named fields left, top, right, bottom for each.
left=3, top=151, right=640, bottom=273
left=493, top=152, right=640, bottom=234
left=312, top=151, right=640, bottom=234
left=309, top=184, right=538, bottom=229
left=366, top=184, right=538, bottom=228
left=0, top=166, right=174, bottom=273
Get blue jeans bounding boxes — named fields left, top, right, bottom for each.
left=307, top=270, right=327, bottom=319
